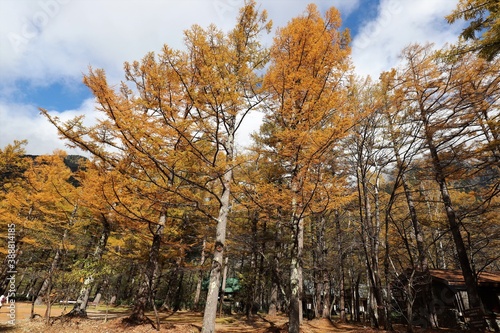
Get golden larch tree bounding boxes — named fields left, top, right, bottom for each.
left=260, top=4, right=353, bottom=332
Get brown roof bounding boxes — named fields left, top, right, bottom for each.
left=430, top=269, right=500, bottom=288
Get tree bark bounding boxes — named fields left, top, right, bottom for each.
left=313, top=214, right=330, bottom=319
left=355, top=272, right=361, bottom=322
left=289, top=172, right=304, bottom=333
left=218, top=256, right=229, bottom=317
left=201, top=145, right=233, bottom=333
left=268, top=219, right=282, bottom=317
left=322, top=277, right=331, bottom=319
left=194, top=238, right=207, bottom=310
left=372, top=172, right=385, bottom=328
left=124, top=211, right=165, bottom=325
left=421, top=111, right=483, bottom=310
left=289, top=215, right=304, bottom=332
left=173, top=251, right=185, bottom=312
left=336, top=213, right=346, bottom=322
left=357, top=166, right=382, bottom=328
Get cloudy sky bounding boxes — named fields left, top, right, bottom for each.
left=0, top=0, right=465, bottom=156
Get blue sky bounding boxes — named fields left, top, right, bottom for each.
left=0, top=0, right=465, bottom=155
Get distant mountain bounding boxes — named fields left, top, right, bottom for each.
left=23, top=154, right=87, bottom=171
left=20, top=154, right=88, bottom=187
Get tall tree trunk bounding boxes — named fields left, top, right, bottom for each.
left=268, top=220, right=282, bottom=317
left=289, top=213, right=304, bottom=333
left=357, top=168, right=382, bottom=328
left=373, top=171, right=386, bottom=328
left=245, top=212, right=260, bottom=318
left=382, top=166, right=405, bottom=332
left=384, top=215, right=393, bottom=331
left=322, top=276, right=331, bottom=319
left=421, top=182, right=447, bottom=269
left=385, top=94, right=437, bottom=327
left=422, top=117, right=483, bottom=310
left=245, top=250, right=256, bottom=318
left=218, top=256, right=229, bottom=317
left=339, top=271, right=346, bottom=321
left=336, top=213, right=346, bottom=322
left=396, top=156, right=437, bottom=328
left=201, top=133, right=234, bottom=333
left=258, top=220, right=267, bottom=313
left=312, top=214, right=325, bottom=319
left=404, top=270, right=417, bottom=333
left=314, top=276, right=322, bottom=319
left=355, top=272, right=361, bottom=322
left=173, top=250, right=185, bottom=312
left=387, top=113, right=428, bottom=272
left=288, top=164, right=306, bottom=332
left=312, top=218, right=319, bottom=319
left=124, top=211, right=165, bottom=325
left=400, top=174, right=427, bottom=270
left=194, top=238, right=207, bottom=310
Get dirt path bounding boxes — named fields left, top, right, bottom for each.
left=0, top=302, right=362, bottom=332
left=0, top=302, right=464, bottom=332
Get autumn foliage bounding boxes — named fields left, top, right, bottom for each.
left=1, top=2, right=499, bottom=333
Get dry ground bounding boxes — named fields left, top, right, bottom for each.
left=0, top=302, right=469, bottom=332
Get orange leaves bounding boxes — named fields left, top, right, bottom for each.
left=0, top=151, right=83, bottom=255
left=262, top=4, right=353, bottom=178
left=266, top=5, right=349, bottom=96
left=250, top=4, right=355, bottom=226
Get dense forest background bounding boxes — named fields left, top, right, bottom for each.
left=1, top=1, right=499, bottom=333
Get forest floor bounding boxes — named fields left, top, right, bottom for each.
left=0, top=302, right=469, bottom=332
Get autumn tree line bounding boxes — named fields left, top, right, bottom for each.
left=1, top=1, right=499, bottom=332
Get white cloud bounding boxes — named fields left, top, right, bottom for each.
left=351, top=0, right=464, bottom=79
left=2, top=0, right=462, bottom=85
left=0, top=0, right=360, bottom=83
left=2, top=0, right=215, bottom=83
left=0, top=98, right=98, bottom=155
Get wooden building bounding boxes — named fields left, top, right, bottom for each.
left=429, top=269, right=500, bottom=331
